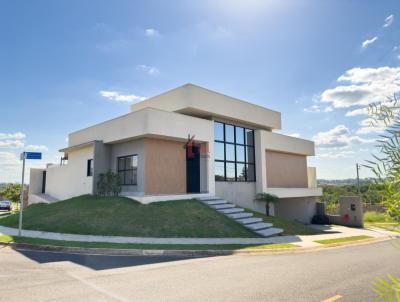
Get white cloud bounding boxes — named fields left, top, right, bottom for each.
left=100, top=90, right=147, bottom=103
left=317, top=150, right=355, bottom=159
left=136, top=65, right=160, bottom=76
left=0, top=132, right=26, bottom=140
left=362, top=36, right=378, bottom=48
left=0, top=140, right=24, bottom=148
left=356, top=126, right=385, bottom=134
left=313, top=125, right=373, bottom=148
left=383, top=14, right=394, bottom=27
left=145, top=28, right=160, bottom=37
left=304, top=105, right=333, bottom=113
left=321, top=67, right=400, bottom=108
left=287, top=133, right=300, bottom=138
left=26, top=145, right=48, bottom=152
left=356, top=117, right=388, bottom=134
left=0, top=151, right=19, bottom=168
left=345, top=107, right=369, bottom=117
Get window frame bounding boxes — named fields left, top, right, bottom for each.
left=87, top=159, right=93, bottom=177
left=117, top=154, right=138, bottom=186
left=214, top=121, right=256, bottom=182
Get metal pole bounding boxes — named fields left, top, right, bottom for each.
left=18, top=153, right=26, bottom=237
left=356, top=163, right=360, bottom=195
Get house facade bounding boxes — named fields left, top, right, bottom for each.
left=29, top=84, right=322, bottom=223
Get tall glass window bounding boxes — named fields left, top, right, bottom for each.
left=214, top=121, right=256, bottom=182
left=117, top=155, right=138, bottom=185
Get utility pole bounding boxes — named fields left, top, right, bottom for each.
left=356, top=163, right=361, bottom=195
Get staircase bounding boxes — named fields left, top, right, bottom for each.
left=198, top=196, right=283, bottom=237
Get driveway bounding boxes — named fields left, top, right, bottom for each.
left=1, top=239, right=399, bottom=301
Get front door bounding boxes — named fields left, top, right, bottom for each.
left=186, top=145, right=200, bottom=193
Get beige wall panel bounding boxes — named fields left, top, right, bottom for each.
left=266, top=151, right=308, bottom=188
left=144, top=138, right=186, bottom=195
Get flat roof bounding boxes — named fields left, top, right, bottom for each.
left=131, top=83, right=282, bottom=130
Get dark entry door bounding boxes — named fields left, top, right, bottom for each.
left=186, top=145, right=200, bottom=193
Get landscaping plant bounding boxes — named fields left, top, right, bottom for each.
left=363, top=95, right=400, bottom=222
left=97, top=170, right=121, bottom=196
left=254, top=193, right=279, bottom=216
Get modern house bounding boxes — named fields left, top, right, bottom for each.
left=29, top=84, right=322, bottom=223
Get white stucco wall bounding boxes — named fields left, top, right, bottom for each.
left=68, top=107, right=213, bottom=147
left=131, top=84, right=281, bottom=130
left=274, top=197, right=318, bottom=224
left=28, top=168, right=45, bottom=195
left=45, top=146, right=94, bottom=200
left=215, top=182, right=256, bottom=209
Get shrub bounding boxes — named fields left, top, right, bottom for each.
left=97, top=170, right=121, bottom=196
left=311, top=214, right=330, bottom=225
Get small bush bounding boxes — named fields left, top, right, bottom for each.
left=97, top=170, right=121, bottom=197
left=311, top=214, right=330, bottom=225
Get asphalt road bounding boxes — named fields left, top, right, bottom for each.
left=1, top=240, right=399, bottom=302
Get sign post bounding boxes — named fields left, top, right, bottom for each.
left=18, top=152, right=42, bottom=236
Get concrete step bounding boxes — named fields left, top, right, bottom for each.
left=255, top=227, right=283, bottom=237
left=198, top=197, right=221, bottom=202
left=218, top=208, right=245, bottom=214
left=204, top=200, right=227, bottom=206
left=245, top=222, right=273, bottom=231
left=210, top=203, right=235, bottom=210
left=235, top=217, right=263, bottom=225
left=227, top=212, right=253, bottom=219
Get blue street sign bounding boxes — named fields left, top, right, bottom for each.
left=25, top=152, right=42, bottom=160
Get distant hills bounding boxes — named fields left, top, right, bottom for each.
left=317, top=178, right=377, bottom=185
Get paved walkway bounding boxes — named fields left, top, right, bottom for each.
left=1, top=225, right=398, bottom=247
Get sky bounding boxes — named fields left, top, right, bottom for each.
left=0, top=0, right=400, bottom=183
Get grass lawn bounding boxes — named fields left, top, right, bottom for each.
left=0, top=195, right=257, bottom=238
left=248, top=210, right=326, bottom=236
left=366, top=222, right=400, bottom=233
left=0, top=235, right=298, bottom=250
left=314, top=235, right=373, bottom=245
left=363, top=211, right=400, bottom=233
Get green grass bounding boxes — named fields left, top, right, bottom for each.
left=248, top=210, right=326, bottom=236
left=0, top=195, right=257, bottom=238
left=366, top=222, right=400, bottom=233
left=363, top=211, right=400, bottom=233
left=0, top=235, right=298, bottom=250
left=314, top=235, right=373, bottom=245
left=363, top=211, right=395, bottom=223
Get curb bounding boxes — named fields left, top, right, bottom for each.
left=0, top=236, right=394, bottom=257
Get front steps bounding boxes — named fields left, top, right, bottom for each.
left=198, top=197, right=283, bottom=238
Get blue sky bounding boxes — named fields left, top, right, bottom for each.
left=1, top=0, right=399, bottom=182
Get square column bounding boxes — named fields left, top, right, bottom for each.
left=254, top=130, right=267, bottom=193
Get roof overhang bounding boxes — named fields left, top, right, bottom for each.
left=131, top=84, right=282, bottom=130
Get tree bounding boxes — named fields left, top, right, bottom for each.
left=364, top=94, right=400, bottom=222
left=254, top=193, right=279, bottom=216
left=0, top=183, right=22, bottom=206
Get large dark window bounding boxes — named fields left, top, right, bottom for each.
left=117, top=155, right=138, bottom=185
left=214, top=121, right=256, bottom=182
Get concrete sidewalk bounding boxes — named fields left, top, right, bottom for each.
left=1, top=225, right=398, bottom=247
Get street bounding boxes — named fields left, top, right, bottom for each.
left=0, top=240, right=399, bottom=302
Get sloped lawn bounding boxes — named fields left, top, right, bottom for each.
left=0, top=195, right=257, bottom=238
